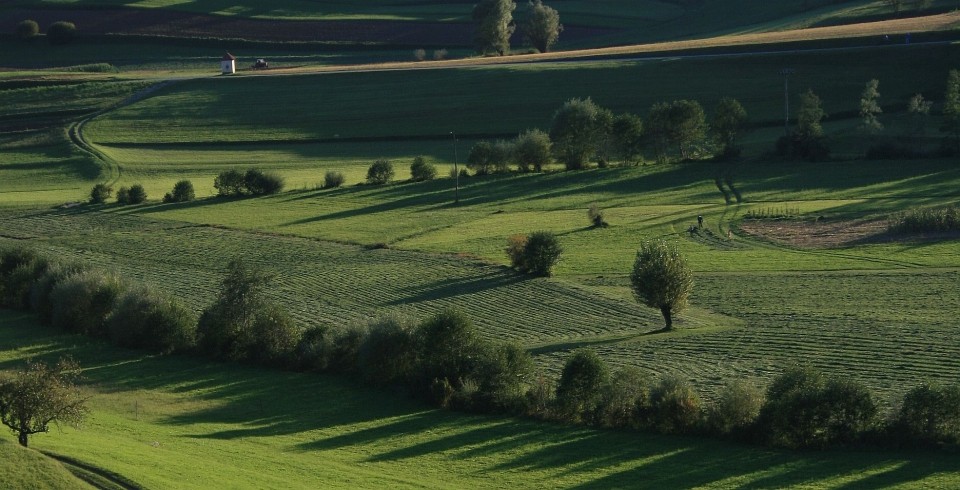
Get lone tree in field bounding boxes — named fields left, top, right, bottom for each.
left=942, top=69, right=960, bottom=154
left=550, top=97, right=612, bottom=170
left=711, top=97, right=748, bottom=158
left=523, top=0, right=563, bottom=53
left=0, top=358, right=87, bottom=447
left=630, top=240, right=693, bottom=331
left=473, top=0, right=516, bottom=56
left=859, top=79, right=883, bottom=134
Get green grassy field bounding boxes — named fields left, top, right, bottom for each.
left=3, top=310, right=960, bottom=489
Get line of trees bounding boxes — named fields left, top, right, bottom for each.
left=3, top=244, right=959, bottom=451
left=473, top=0, right=563, bottom=55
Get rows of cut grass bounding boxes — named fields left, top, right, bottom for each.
left=5, top=310, right=960, bottom=488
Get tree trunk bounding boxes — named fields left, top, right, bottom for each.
left=660, top=305, right=673, bottom=331
left=18, top=431, right=28, bottom=447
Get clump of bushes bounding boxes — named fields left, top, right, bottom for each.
left=409, top=156, right=437, bottom=182
left=505, top=231, right=562, bottom=277
left=49, top=269, right=125, bottom=337
left=0, top=247, right=48, bottom=310
left=16, top=20, right=40, bottom=40
left=891, top=383, right=960, bottom=447
left=324, top=171, right=345, bottom=189
left=366, top=159, right=394, bottom=185
left=163, top=180, right=195, bottom=203
left=47, top=21, right=77, bottom=45
left=555, top=349, right=609, bottom=422
left=889, top=205, right=959, bottom=234
left=106, top=286, right=196, bottom=354
left=89, top=183, right=112, bottom=204
left=214, top=169, right=284, bottom=197
left=116, top=184, right=147, bottom=205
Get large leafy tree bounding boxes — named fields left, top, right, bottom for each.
left=630, top=240, right=693, bottom=331
left=549, top=97, right=612, bottom=170
left=711, top=97, right=748, bottom=157
left=473, top=0, right=516, bottom=56
left=0, top=358, right=87, bottom=447
left=523, top=0, right=563, bottom=53
left=647, top=100, right=707, bottom=161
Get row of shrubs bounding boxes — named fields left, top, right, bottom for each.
left=2, top=245, right=959, bottom=450
left=89, top=180, right=196, bottom=205
left=14, top=20, right=77, bottom=45
left=890, top=204, right=960, bottom=233
left=214, top=169, right=284, bottom=197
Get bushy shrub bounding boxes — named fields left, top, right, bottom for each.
left=892, top=383, right=960, bottom=447
left=596, top=367, right=649, bottom=428
left=357, top=314, right=417, bottom=386
left=523, top=231, right=562, bottom=277
left=0, top=246, right=43, bottom=305
left=106, top=286, right=197, bottom=354
left=649, top=376, right=703, bottom=434
left=505, top=234, right=528, bottom=270
left=324, top=171, right=345, bottom=189
left=214, top=169, right=246, bottom=197
left=708, top=380, right=764, bottom=437
left=470, top=342, right=535, bottom=413
left=244, top=169, right=284, bottom=195
left=366, top=159, right=394, bottom=185
left=49, top=269, right=124, bottom=337
left=16, top=20, right=40, bottom=40
left=555, top=349, right=609, bottom=422
left=163, top=180, right=195, bottom=203
left=759, top=366, right=877, bottom=449
left=247, top=303, right=299, bottom=366
left=115, top=186, right=130, bottom=205
left=587, top=203, right=607, bottom=228
left=294, top=325, right=335, bottom=371
left=410, top=156, right=437, bottom=182
left=411, top=309, right=484, bottom=401
left=467, top=141, right=496, bottom=175
left=47, top=21, right=77, bottom=45
left=197, top=259, right=273, bottom=360
left=1, top=257, right=50, bottom=310
left=433, top=48, right=448, bottom=60
left=127, top=184, right=147, bottom=204
left=89, top=183, right=112, bottom=204
left=513, top=129, right=552, bottom=172
left=490, top=140, right=514, bottom=173
left=30, top=261, right=88, bottom=325
left=413, top=48, right=426, bottom=61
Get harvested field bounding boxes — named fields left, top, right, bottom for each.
left=739, top=218, right=889, bottom=248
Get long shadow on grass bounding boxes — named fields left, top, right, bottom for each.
left=390, top=270, right=526, bottom=305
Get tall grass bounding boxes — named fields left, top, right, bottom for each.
left=890, top=205, right=960, bottom=233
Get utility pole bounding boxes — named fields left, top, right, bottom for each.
left=450, top=131, right=460, bottom=204
left=780, top=68, right=795, bottom=137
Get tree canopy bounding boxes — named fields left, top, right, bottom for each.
left=549, top=97, right=612, bottom=170
left=629, top=240, right=693, bottom=331
left=473, top=0, right=516, bottom=55
left=523, top=0, right=563, bottom=53
left=0, top=358, right=87, bottom=447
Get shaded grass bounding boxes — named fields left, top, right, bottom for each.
left=3, top=310, right=960, bottom=488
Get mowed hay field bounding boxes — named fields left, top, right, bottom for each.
left=3, top=310, right=960, bottom=489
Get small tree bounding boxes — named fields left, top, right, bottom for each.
left=523, top=231, right=562, bottom=277
left=649, top=376, right=702, bottom=434
left=523, top=0, right=563, bottom=53
left=797, top=88, right=827, bottom=139
left=47, top=21, right=77, bottom=46
left=89, top=183, right=112, bottom=204
left=490, top=140, right=514, bottom=173
left=587, top=203, right=607, bottom=228
left=513, top=129, right=552, bottom=172
left=941, top=69, right=960, bottom=154
left=197, top=258, right=274, bottom=360
left=895, top=383, right=960, bottom=446
left=468, top=141, right=496, bottom=175
left=164, top=180, right=195, bottom=203
left=859, top=79, right=883, bottom=134
left=550, top=98, right=613, bottom=170
left=472, top=0, right=516, bottom=56
left=0, top=358, right=87, bottom=447
left=709, top=380, right=764, bottom=436
left=413, top=48, right=426, bottom=61
left=611, top=113, right=644, bottom=165
left=630, top=240, right=693, bottom=331
left=366, top=159, right=394, bottom=185
left=711, top=97, right=748, bottom=158
left=505, top=234, right=528, bottom=270
left=410, top=156, right=437, bottom=182
left=115, top=186, right=131, bottom=205
left=244, top=169, right=284, bottom=195
left=16, top=20, right=40, bottom=40
left=555, top=349, right=609, bottom=421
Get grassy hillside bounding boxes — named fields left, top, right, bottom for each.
left=3, top=310, right=960, bottom=488
left=0, top=439, right=94, bottom=489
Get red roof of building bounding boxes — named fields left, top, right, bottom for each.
left=222, top=52, right=236, bottom=61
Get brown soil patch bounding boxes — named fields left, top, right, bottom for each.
left=738, top=218, right=890, bottom=249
